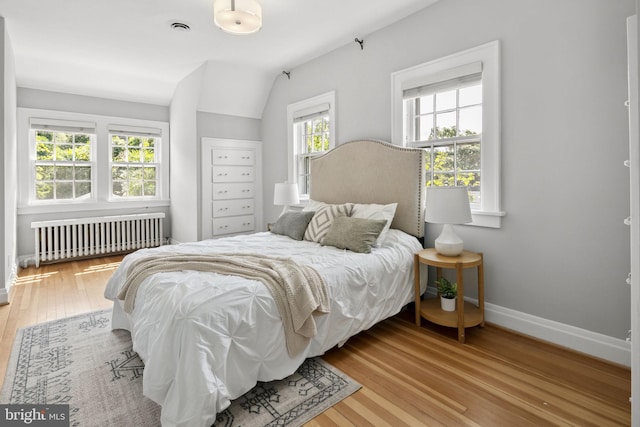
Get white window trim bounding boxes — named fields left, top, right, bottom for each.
left=17, top=107, right=170, bottom=215
left=286, top=91, right=336, bottom=202
left=391, top=40, right=504, bottom=228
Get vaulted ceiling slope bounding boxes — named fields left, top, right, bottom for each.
left=0, top=0, right=437, bottom=118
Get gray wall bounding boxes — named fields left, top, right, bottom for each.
left=15, top=88, right=172, bottom=257
left=1, top=17, right=17, bottom=301
left=261, top=0, right=635, bottom=339
left=17, top=88, right=169, bottom=122
left=169, top=65, right=264, bottom=243
left=169, top=65, right=204, bottom=244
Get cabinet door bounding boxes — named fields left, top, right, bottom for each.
left=627, top=16, right=639, bottom=426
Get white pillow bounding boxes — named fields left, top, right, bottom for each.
left=302, top=199, right=328, bottom=212
left=351, top=203, right=398, bottom=246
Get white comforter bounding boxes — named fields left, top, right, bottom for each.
left=104, top=230, right=424, bottom=427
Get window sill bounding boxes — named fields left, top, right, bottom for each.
left=17, top=199, right=170, bottom=216
left=468, top=210, right=505, bottom=228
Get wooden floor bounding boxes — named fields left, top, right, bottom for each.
left=0, top=257, right=631, bottom=426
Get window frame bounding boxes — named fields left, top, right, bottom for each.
left=17, top=108, right=170, bottom=215
left=391, top=40, right=503, bottom=228
left=286, top=91, right=336, bottom=201
left=108, top=126, right=162, bottom=201
left=30, top=120, right=97, bottom=203
left=405, top=75, right=483, bottom=208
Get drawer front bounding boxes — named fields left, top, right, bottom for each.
left=212, top=215, right=255, bottom=236
left=211, top=149, right=254, bottom=166
left=212, top=199, right=255, bottom=218
left=212, top=166, right=254, bottom=183
left=212, top=182, right=255, bottom=200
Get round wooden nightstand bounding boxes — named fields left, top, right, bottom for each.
left=414, top=248, right=485, bottom=343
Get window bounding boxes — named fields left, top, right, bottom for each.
left=109, top=127, right=161, bottom=199
left=293, top=111, right=330, bottom=194
left=287, top=91, right=336, bottom=198
left=391, top=41, right=503, bottom=228
left=404, top=72, right=482, bottom=206
left=18, top=108, right=169, bottom=214
left=31, top=119, right=96, bottom=202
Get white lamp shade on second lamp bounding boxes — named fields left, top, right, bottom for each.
left=273, top=182, right=300, bottom=216
left=425, top=186, right=472, bottom=256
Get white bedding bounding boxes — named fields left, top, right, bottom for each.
left=104, top=230, right=425, bottom=427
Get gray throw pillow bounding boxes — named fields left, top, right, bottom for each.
left=271, top=211, right=315, bottom=241
left=321, top=216, right=387, bottom=253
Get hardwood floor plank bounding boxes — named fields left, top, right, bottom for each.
left=357, top=386, right=439, bottom=427
left=317, top=407, right=355, bottom=426
left=342, top=393, right=394, bottom=427
left=0, top=256, right=631, bottom=426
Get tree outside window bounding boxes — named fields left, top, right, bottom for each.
left=34, top=130, right=93, bottom=201
left=110, top=134, right=158, bottom=198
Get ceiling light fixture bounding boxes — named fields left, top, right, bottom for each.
left=213, top=0, right=262, bottom=35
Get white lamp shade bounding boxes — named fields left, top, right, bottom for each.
left=425, top=186, right=472, bottom=224
left=425, top=186, right=472, bottom=256
left=273, top=182, right=300, bottom=206
left=214, top=0, right=262, bottom=35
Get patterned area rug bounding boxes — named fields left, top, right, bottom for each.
left=0, top=310, right=361, bottom=427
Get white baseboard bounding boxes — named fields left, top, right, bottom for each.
left=424, top=289, right=630, bottom=366
left=485, top=302, right=630, bottom=367
left=1, top=261, right=18, bottom=305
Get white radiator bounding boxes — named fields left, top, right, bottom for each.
left=31, top=213, right=165, bottom=267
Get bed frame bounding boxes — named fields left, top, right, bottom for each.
left=310, top=139, right=426, bottom=238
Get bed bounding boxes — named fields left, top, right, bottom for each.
left=104, top=139, right=427, bottom=427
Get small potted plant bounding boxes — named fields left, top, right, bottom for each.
left=434, top=276, right=457, bottom=312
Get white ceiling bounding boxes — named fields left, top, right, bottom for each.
left=0, top=0, right=436, bottom=118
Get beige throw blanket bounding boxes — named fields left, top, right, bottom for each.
left=116, top=253, right=330, bottom=357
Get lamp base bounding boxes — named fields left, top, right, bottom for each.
left=435, top=224, right=464, bottom=256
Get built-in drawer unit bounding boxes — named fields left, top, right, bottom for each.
left=202, top=138, right=262, bottom=239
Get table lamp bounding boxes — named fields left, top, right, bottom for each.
left=425, top=186, right=472, bottom=256
left=273, top=182, right=300, bottom=216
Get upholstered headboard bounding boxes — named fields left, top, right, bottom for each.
left=309, top=140, right=426, bottom=238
